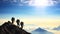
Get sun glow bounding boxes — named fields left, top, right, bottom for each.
left=29, top=0, right=54, bottom=7
left=29, top=0, right=51, bottom=15
left=33, top=0, right=49, bottom=7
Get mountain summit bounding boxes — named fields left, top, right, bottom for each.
left=0, top=22, right=30, bottom=34
left=34, top=28, right=46, bottom=32
left=31, top=27, right=53, bottom=34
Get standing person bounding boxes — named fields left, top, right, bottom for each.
left=20, top=21, right=24, bottom=29
left=11, top=17, right=15, bottom=24
left=16, top=19, right=20, bottom=26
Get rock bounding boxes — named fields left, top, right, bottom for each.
left=0, top=22, right=30, bottom=34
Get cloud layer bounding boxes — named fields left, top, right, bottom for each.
left=0, top=0, right=60, bottom=6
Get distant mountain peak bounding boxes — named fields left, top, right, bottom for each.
left=53, top=26, right=60, bottom=31
left=32, top=27, right=53, bottom=34
left=34, top=27, right=46, bottom=32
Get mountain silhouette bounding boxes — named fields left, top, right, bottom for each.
left=0, top=22, right=30, bottom=34
left=31, top=27, right=53, bottom=34
left=34, top=28, right=46, bottom=32
left=53, top=26, right=60, bottom=31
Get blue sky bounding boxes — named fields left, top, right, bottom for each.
left=0, top=0, right=60, bottom=17
left=0, top=1, right=60, bottom=15
left=0, top=5, right=60, bottom=16
left=0, top=0, right=60, bottom=24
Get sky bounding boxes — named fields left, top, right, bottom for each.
left=0, top=0, right=60, bottom=34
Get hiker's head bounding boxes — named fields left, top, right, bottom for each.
left=11, top=17, right=15, bottom=23
left=16, top=19, right=20, bottom=23
left=21, top=21, right=23, bottom=23
left=8, top=21, right=11, bottom=23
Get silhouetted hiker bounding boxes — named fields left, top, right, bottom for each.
left=8, top=21, right=11, bottom=23
left=20, top=21, right=24, bottom=29
left=16, top=19, right=20, bottom=26
left=11, top=17, right=15, bottom=24
left=7, top=21, right=12, bottom=25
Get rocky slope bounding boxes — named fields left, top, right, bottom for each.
left=0, top=22, right=30, bottom=34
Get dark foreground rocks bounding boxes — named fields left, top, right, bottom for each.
left=0, top=22, right=30, bottom=34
